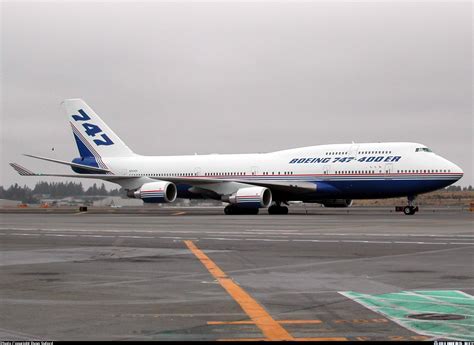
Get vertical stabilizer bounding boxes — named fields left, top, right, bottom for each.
left=62, top=99, right=135, bottom=159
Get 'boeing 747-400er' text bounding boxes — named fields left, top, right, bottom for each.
left=10, top=99, right=464, bottom=215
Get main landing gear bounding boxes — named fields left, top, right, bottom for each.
left=224, top=205, right=259, bottom=215
left=268, top=202, right=289, bottom=215
left=396, top=195, right=419, bottom=215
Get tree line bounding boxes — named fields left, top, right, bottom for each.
left=0, top=182, right=123, bottom=203
left=0, top=181, right=472, bottom=203
left=445, top=185, right=472, bottom=192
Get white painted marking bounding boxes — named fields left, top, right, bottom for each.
left=452, top=291, right=474, bottom=299
left=203, top=237, right=236, bottom=241
left=118, top=236, right=154, bottom=239
left=292, top=239, right=340, bottom=243
left=8, top=233, right=39, bottom=236
left=2, top=227, right=474, bottom=239
left=245, top=229, right=298, bottom=232
left=252, top=239, right=289, bottom=242
left=244, top=238, right=287, bottom=241
left=339, top=291, right=469, bottom=341
left=367, top=295, right=474, bottom=312
left=341, top=240, right=369, bottom=243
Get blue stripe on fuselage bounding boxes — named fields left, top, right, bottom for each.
left=309, top=178, right=458, bottom=199
left=175, top=178, right=458, bottom=200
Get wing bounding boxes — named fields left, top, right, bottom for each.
left=151, top=176, right=317, bottom=193
left=10, top=163, right=316, bottom=195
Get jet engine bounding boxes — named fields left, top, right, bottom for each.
left=127, top=181, right=177, bottom=203
left=322, top=199, right=353, bottom=208
left=224, top=186, right=272, bottom=208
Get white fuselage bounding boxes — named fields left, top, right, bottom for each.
left=100, top=142, right=463, bottom=200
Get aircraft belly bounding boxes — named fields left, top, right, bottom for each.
left=304, top=178, right=458, bottom=200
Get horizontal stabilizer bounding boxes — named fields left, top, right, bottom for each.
left=23, top=154, right=111, bottom=173
left=10, top=163, right=35, bottom=176
left=9, top=163, right=136, bottom=181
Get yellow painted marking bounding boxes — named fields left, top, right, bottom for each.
left=172, top=211, right=186, bottom=216
left=208, top=319, right=323, bottom=325
left=184, top=240, right=294, bottom=341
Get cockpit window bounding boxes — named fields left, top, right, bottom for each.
left=415, top=147, right=433, bottom=152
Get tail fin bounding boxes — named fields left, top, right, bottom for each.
left=62, top=99, right=135, bottom=159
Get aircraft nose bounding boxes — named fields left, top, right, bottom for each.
left=451, top=162, right=464, bottom=180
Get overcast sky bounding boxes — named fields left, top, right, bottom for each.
left=1, top=1, right=472, bottom=190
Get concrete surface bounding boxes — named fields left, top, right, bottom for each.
left=0, top=208, right=472, bottom=340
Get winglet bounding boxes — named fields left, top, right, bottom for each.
left=9, top=163, right=37, bottom=176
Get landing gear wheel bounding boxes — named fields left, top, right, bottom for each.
left=268, top=205, right=289, bottom=215
left=248, top=208, right=259, bottom=215
left=403, top=206, right=416, bottom=215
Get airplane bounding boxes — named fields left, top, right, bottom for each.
left=10, top=99, right=464, bottom=215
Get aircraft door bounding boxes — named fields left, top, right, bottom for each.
left=385, top=163, right=393, bottom=174
left=194, top=167, right=201, bottom=177
left=251, top=166, right=258, bottom=176
left=323, top=165, right=331, bottom=175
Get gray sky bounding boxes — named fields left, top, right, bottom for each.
left=1, top=1, right=472, bottom=190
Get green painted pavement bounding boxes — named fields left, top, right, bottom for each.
left=340, top=290, right=474, bottom=340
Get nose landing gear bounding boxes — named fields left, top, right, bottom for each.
left=403, top=205, right=418, bottom=215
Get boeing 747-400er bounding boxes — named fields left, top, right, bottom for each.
left=10, top=99, right=464, bottom=215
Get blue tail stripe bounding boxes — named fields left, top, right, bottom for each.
left=72, top=133, right=100, bottom=168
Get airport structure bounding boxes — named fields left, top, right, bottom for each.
left=10, top=99, right=463, bottom=215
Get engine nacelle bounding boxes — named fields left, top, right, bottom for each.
left=322, top=199, right=353, bottom=208
left=128, top=181, right=177, bottom=203
left=225, top=187, right=272, bottom=208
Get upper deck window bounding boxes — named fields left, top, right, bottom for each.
left=416, top=147, right=433, bottom=152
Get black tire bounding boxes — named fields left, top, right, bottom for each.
left=268, top=205, right=289, bottom=215
left=225, top=205, right=259, bottom=215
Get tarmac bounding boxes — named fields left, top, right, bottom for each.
left=0, top=206, right=473, bottom=341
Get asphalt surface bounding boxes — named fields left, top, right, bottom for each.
left=0, top=207, right=473, bottom=341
